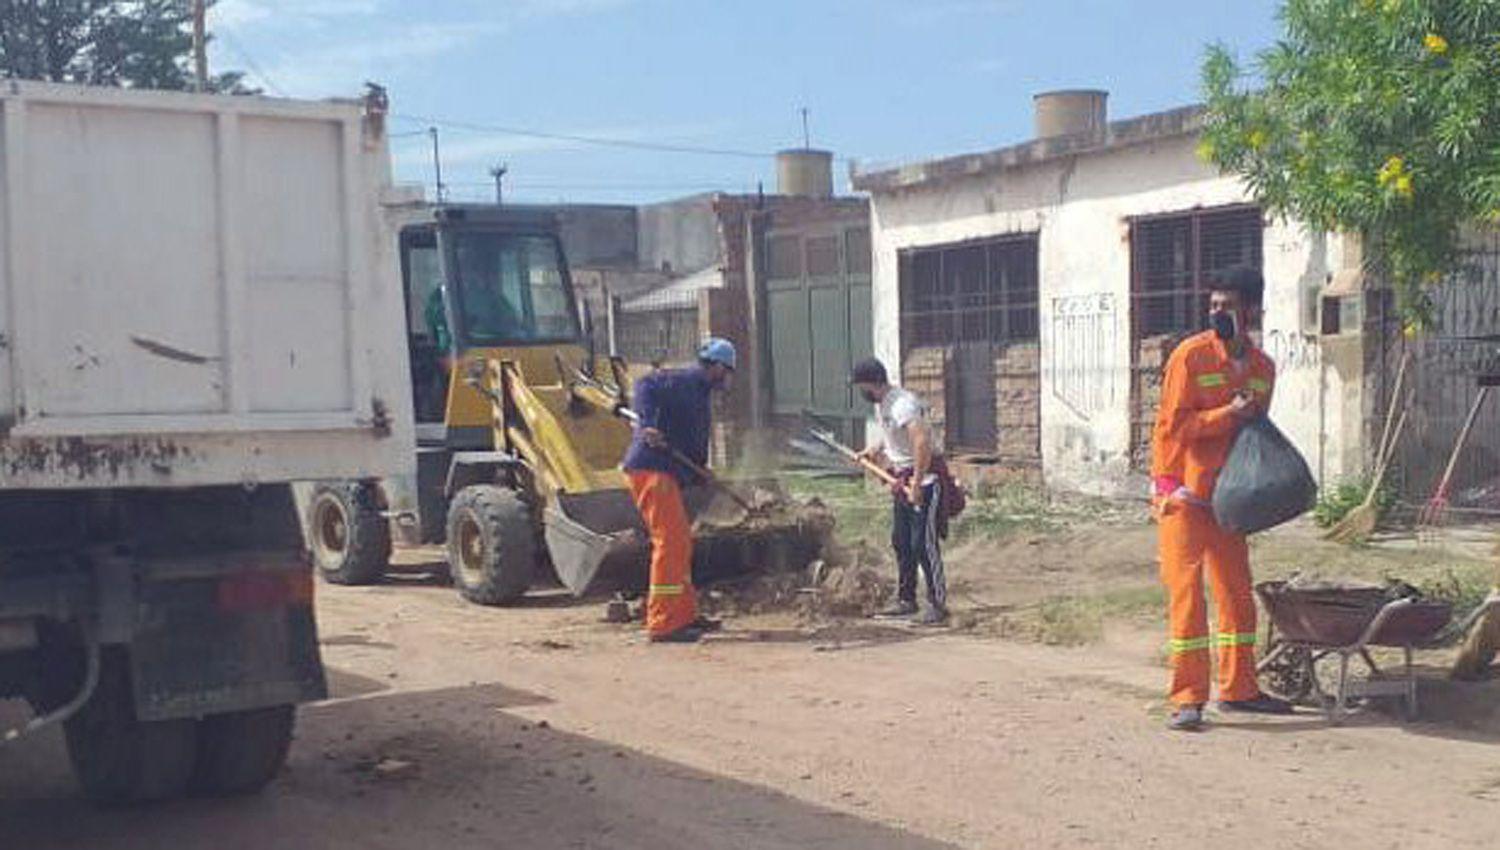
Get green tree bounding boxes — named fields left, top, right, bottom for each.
left=0, top=0, right=248, bottom=92
left=1200, top=0, right=1500, bottom=324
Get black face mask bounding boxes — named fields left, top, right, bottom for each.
left=1210, top=311, right=1237, bottom=342
left=860, top=389, right=880, bottom=404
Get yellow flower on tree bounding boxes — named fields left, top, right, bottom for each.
left=1395, top=174, right=1414, bottom=197
left=1195, top=139, right=1216, bottom=163
left=1424, top=33, right=1449, bottom=54
left=1248, top=129, right=1268, bottom=150
left=1377, top=154, right=1406, bottom=185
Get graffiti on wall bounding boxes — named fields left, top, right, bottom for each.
left=1263, top=329, right=1321, bottom=372
left=1051, top=293, right=1119, bottom=420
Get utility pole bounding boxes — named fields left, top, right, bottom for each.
left=429, top=127, right=445, bottom=203
left=192, top=0, right=208, bottom=92
left=800, top=107, right=810, bottom=149
left=489, top=163, right=508, bottom=205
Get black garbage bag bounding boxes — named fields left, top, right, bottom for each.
left=1212, top=416, right=1317, bottom=534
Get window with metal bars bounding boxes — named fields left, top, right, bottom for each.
left=898, top=234, right=1040, bottom=353
left=1130, top=205, right=1264, bottom=337
left=1128, top=204, right=1264, bottom=469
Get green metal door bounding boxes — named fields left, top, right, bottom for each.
left=765, top=226, right=872, bottom=445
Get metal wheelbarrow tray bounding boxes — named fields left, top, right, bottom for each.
left=1254, top=580, right=1454, bottom=723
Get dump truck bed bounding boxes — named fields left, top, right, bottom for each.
left=0, top=81, right=413, bottom=489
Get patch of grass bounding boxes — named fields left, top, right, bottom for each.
left=779, top=472, right=889, bottom=544
left=1312, top=477, right=1397, bottom=529
left=1417, top=565, right=1498, bottom=613
left=1251, top=527, right=1493, bottom=589
left=781, top=471, right=1135, bottom=547
left=1001, top=585, right=1164, bottom=646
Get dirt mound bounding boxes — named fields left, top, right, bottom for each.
left=701, top=539, right=893, bottom=621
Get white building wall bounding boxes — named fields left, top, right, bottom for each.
left=868, top=134, right=1361, bottom=497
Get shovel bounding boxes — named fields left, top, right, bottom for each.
left=610, top=405, right=757, bottom=520
left=804, top=426, right=899, bottom=487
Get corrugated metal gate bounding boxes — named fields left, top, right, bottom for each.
left=765, top=227, right=872, bottom=445
left=1380, top=233, right=1500, bottom=517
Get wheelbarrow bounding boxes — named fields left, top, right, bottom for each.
left=1255, top=579, right=1500, bottom=723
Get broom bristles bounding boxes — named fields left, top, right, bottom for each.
left=1323, top=503, right=1378, bottom=544
left=1452, top=598, right=1500, bottom=681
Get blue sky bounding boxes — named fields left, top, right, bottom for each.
left=210, top=0, right=1281, bottom=204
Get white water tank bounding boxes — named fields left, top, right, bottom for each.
left=776, top=149, right=834, bottom=198
left=1033, top=90, right=1108, bottom=139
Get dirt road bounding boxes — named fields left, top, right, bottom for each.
left=5, top=550, right=1500, bottom=849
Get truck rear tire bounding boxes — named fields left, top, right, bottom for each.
left=308, top=482, right=391, bottom=585
left=446, top=485, right=535, bottom=605
left=64, top=650, right=199, bottom=805
left=192, top=705, right=296, bottom=796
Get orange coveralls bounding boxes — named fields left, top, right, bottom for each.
left=626, top=471, right=697, bottom=637
left=1150, top=330, right=1275, bottom=706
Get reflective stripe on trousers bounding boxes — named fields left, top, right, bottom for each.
left=627, top=471, right=697, bottom=637
left=1158, top=500, right=1260, bottom=705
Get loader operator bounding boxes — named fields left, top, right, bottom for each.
left=621, top=338, right=737, bottom=644
left=1151, top=265, right=1293, bottom=731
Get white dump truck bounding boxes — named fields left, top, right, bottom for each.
left=0, top=80, right=413, bottom=802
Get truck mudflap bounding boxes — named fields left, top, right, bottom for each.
left=129, top=559, right=327, bottom=722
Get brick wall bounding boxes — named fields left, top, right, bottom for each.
left=901, top=347, right=949, bottom=442
left=996, top=342, right=1041, bottom=463
left=899, top=344, right=1041, bottom=465
left=1131, top=334, right=1177, bottom=468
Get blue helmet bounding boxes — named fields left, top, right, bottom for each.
left=697, top=337, right=737, bottom=371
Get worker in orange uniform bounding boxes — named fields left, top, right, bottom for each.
left=1151, top=266, right=1293, bottom=731
left=621, top=338, right=736, bottom=643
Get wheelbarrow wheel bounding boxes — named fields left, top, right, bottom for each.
left=447, top=485, right=536, bottom=606
left=1258, top=639, right=1315, bottom=704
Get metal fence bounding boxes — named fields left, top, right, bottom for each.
left=1379, top=233, right=1500, bottom=518
left=614, top=307, right=700, bottom=367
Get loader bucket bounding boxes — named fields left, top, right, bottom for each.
left=545, top=489, right=646, bottom=595
left=543, top=478, right=830, bottom=597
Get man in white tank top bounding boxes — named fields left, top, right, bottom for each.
left=851, top=358, right=948, bottom=625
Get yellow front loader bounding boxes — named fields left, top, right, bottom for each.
left=453, top=353, right=821, bottom=604
left=301, top=205, right=823, bottom=605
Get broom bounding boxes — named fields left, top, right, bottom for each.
left=1323, top=352, right=1410, bottom=543
left=1324, top=408, right=1407, bottom=543
left=1451, top=588, right=1500, bottom=680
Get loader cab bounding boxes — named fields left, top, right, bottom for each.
left=400, top=206, right=584, bottom=442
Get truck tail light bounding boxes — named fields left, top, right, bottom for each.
left=217, top=570, right=314, bottom=612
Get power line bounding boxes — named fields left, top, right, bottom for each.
left=390, top=113, right=775, bottom=160
left=443, top=180, right=748, bottom=190
left=216, top=30, right=290, bottom=97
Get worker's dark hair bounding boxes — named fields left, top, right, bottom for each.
left=1211, top=265, right=1265, bottom=303
left=849, top=358, right=889, bottom=386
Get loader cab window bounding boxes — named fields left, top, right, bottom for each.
left=400, top=229, right=451, bottom=424
left=450, top=232, right=579, bottom=345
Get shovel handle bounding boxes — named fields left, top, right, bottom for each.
left=613, top=405, right=754, bottom=511
left=806, top=428, right=900, bottom=486
left=663, top=446, right=753, bottom=511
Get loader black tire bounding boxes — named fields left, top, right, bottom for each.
left=191, top=705, right=296, bottom=797
left=446, top=485, right=535, bottom=606
left=308, top=482, right=390, bottom=586
left=64, top=649, right=199, bottom=805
